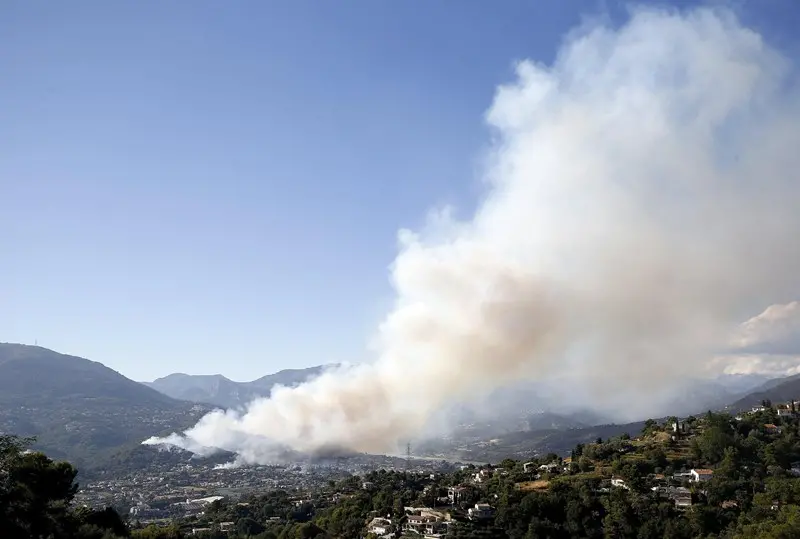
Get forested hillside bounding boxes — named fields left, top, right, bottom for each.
left=7, top=400, right=800, bottom=538
left=185, top=405, right=800, bottom=538
left=0, top=344, right=212, bottom=469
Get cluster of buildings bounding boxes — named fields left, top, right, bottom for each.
left=76, top=452, right=461, bottom=527
left=77, top=462, right=344, bottom=522
left=361, top=464, right=503, bottom=538
left=366, top=503, right=496, bottom=539
left=608, top=469, right=713, bottom=508
left=77, top=453, right=457, bottom=523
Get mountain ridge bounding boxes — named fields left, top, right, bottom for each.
left=142, top=364, right=337, bottom=409
left=727, top=373, right=800, bottom=411
left=1, top=340, right=795, bottom=471
left=0, top=343, right=212, bottom=469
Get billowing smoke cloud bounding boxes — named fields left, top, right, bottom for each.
left=146, top=6, right=800, bottom=461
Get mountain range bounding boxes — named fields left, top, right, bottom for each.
left=141, top=365, right=333, bottom=410
left=0, top=343, right=212, bottom=470
left=727, top=373, right=800, bottom=410
left=3, top=341, right=800, bottom=470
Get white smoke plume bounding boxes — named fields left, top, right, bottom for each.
left=146, top=6, right=800, bottom=461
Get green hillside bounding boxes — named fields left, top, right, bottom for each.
left=0, top=343, right=212, bottom=470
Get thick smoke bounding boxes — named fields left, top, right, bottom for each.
left=146, top=6, right=800, bottom=461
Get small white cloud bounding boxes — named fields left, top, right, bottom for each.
left=731, top=301, right=800, bottom=354
left=706, top=353, right=800, bottom=377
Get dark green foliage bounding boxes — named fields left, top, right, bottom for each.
left=130, top=524, right=183, bottom=538
left=0, top=434, right=129, bottom=538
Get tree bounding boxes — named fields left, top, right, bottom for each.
left=717, top=446, right=741, bottom=481
left=237, top=516, right=266, bottom=536
left=1, top=435, right=79, bottom=538
left=693, top=420, right=734, bottom=465
left=130, top=525, right=183, bottom=539
left=75, top=507, right=129, bottom=538
left=732, top=504, right=800, bottom=538
left=0, top=434, right=129, bottom=539
left=499, top=458, right=517, bottom=470
left=642, top=419, right=659, bottom=436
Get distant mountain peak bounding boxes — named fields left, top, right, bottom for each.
left=150, top=372, right=233, bottom=384
left=0, top=343, right=209, bottom=469
left=143, top=364, right=334, bottom=410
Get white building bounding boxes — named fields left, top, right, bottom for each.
left=447, top=486, right=471, bottom=504
left=468, top=503, right=495, bottom=520
left=674, top=493, right=692, bottom=509
left=367, top=517, right=393, bottom=536
left=611, top=477, right=629, bottom=489
left=473, top=469, right=492, bottom=483
left=690, top=469, right=713, bottom=482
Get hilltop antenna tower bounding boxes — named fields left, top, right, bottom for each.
left=405, top=442, right=412, bottom=471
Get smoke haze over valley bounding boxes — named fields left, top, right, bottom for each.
left=147, top=6, right=800, bottom=464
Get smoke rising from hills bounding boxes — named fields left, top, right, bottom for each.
left=146, top=6, right=800, bottom=462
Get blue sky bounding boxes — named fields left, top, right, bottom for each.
left=2, top=0, right=798, bottom=382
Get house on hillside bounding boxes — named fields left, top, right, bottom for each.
left=672, top=421, right=688, bottom=434
left=523, top=462, right=537, bottom=473
left=765, top=424, right=782, bottom=434
left=447, top=485, right=473, bottom=505
left=473, top=469, right=492, bottom=484
left=673, top=491, right=692, bottom=509
left=405, top=507, right=451, bottom=521
left=539, top=462, right=561, bottom=473
left=690, top=469, right=713, bottom=482
left=468, top=503, right=495, bottom=520
left=777, top=406, right=795, bottom=418
left=611, top=477, right=629, bottom=490
left=656, top=486, right=692, bottom=509
left=367, top=517, right=393, bottom=536
left=404, top=514, right=447, bottom=535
